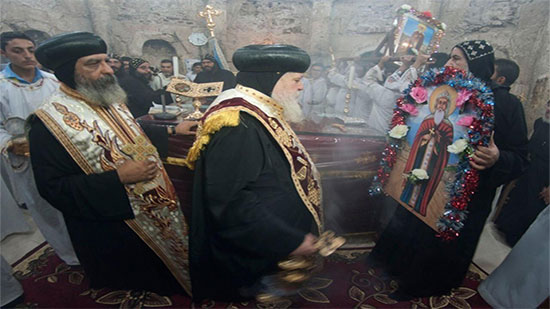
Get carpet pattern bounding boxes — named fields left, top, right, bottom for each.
left=11, top=242, right=490, bottom=308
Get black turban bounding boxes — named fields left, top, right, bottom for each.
left=232, top=44, right=311, bottom=96
left=202, top=54, right=217, bottom=63
left=108, top=53, right=120, bottom=60
left=454, top=40, right=495, bottom=83
left=129, top=58, right=147, bottom=70
left=35, top=31, right=107, bottom=89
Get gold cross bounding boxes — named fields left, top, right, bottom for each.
left=198, top=5, right=222, bottom=37
left=429, top=128, right=435, bottom=135
left=122, top=135, right=158, bottom=195
left=122, top=135, right=156, bottom=162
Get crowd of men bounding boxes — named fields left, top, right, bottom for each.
left=0, top=29, right=547, bottom=308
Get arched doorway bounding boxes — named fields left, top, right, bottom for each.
left=142, top=39, right=177, bottom=72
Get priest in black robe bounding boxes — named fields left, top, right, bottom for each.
left=496, top=101, right=549, bottom=246
left=187, top=45, right=323, bottom=301
left=118, top=57, right=173, bottom=118
left=28, top=32, right=195, bottom=296
left=193, top=54, right=236, bottom=91
left=368, top=40, right=529, bottom=300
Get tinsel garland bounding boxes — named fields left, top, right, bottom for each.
left=369, top=66, right=495, bottom=241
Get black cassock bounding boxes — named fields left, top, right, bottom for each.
left=368, top=83, right=529, bottom=298
left=118, top=74, right=172, bottom=118
left=28, top=117, right=184, bottom=295
left=496, top=117, right=549, bottom=246
left=190, top=113, right=315, bottom=301
left=193, top=68, right=237, bottom=91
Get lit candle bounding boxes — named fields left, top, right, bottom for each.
left=347, top=65, right=355, bottom=89
left=172, top=56, right=179, bottom=77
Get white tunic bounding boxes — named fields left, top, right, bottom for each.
left=301, top=77, right=328, bottom=118
left=364, top=65, right=397, bottom=135
left=326, top=70, right=371, bottom=120
left=0, top=68, right=78, bottom=265
left=363, top=65, right=416, bottom=135
left=478, top=206, right=549, bottom=308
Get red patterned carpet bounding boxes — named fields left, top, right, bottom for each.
left=11, top=242, right=490, bottom=308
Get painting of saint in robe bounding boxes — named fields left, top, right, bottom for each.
left=400, top=88, right=455, bottom=216
left=408, top=23, right=426, bottom=52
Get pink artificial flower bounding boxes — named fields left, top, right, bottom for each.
left=410, top=86, right=428, bottom=104
left=456, top=89, right=473, bottom=107
left=400, top=104, right=419, bottom=116
left=456, top=115, right=475, bottom=126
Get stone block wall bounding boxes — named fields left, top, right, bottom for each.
left=1, top=0, right=548, bottom=127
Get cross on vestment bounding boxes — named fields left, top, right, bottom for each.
left=122, top=135, right=158, bottom=195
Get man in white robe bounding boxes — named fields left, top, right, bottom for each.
left=326, top=63, right=371, bottom=120
left=301, top=64, right=328, bottom=118
left=365, top=55, right=429, bottom=135
left=0, top=31, right=78, bottom=265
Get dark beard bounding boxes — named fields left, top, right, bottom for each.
left=75, top=74, right=127, bottom=107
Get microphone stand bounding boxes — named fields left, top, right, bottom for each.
left=153, top=94, right=177, bottom=120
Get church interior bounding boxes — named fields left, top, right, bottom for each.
left=1, top=0, right=548, bottom=307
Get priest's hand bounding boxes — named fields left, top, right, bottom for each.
left=175, top=120, right=199, bottom=135
left=470, top=133, right=499, bottom=170
left=6, top=138, right=30, bottom=156
left=290, top=233, right=318, bottom=256
left=116, top=159, right=158, bottom=184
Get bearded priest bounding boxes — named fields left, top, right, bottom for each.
left=186, top=44, right=323, bottom=301
left=28, top=32, right=193, bottom=296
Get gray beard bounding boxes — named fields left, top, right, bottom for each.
left=434, top=109, right=445, bottom=125
left=271, top=91, right=304, bottom=123
left=75, top=74, right=127, bottom=107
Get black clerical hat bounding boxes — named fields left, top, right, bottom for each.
left=35, top=31, right=107, bottom=71
left=232, top=44, right=310, bottom=73
left=454, top=40, right=494, bottom=83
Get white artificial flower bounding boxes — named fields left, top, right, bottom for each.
left=447, top=138, right=468, bottom=154
left=440, top=22, right=447, bottom=31
left=411, top=169, right=429, bottom=180
left=401, top=4, right=412, bottom=10
left=389, top=124, right=409, bottom=139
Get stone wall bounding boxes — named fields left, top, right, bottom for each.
left=1, top=0, right=548, bottom=127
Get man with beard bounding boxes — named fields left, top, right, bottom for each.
left=107, top=53, right=124, bottom=78
left=0, top=31, right=79, bottom=266
left=193, top=54, right=236, bottom=91
left=118, top=57, right=172, bottom=118
left=120, top=56, right=131, bottom=74
left=186, top=44, right=321, bottom=301
left=28, top=32, right=193, bottom=295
